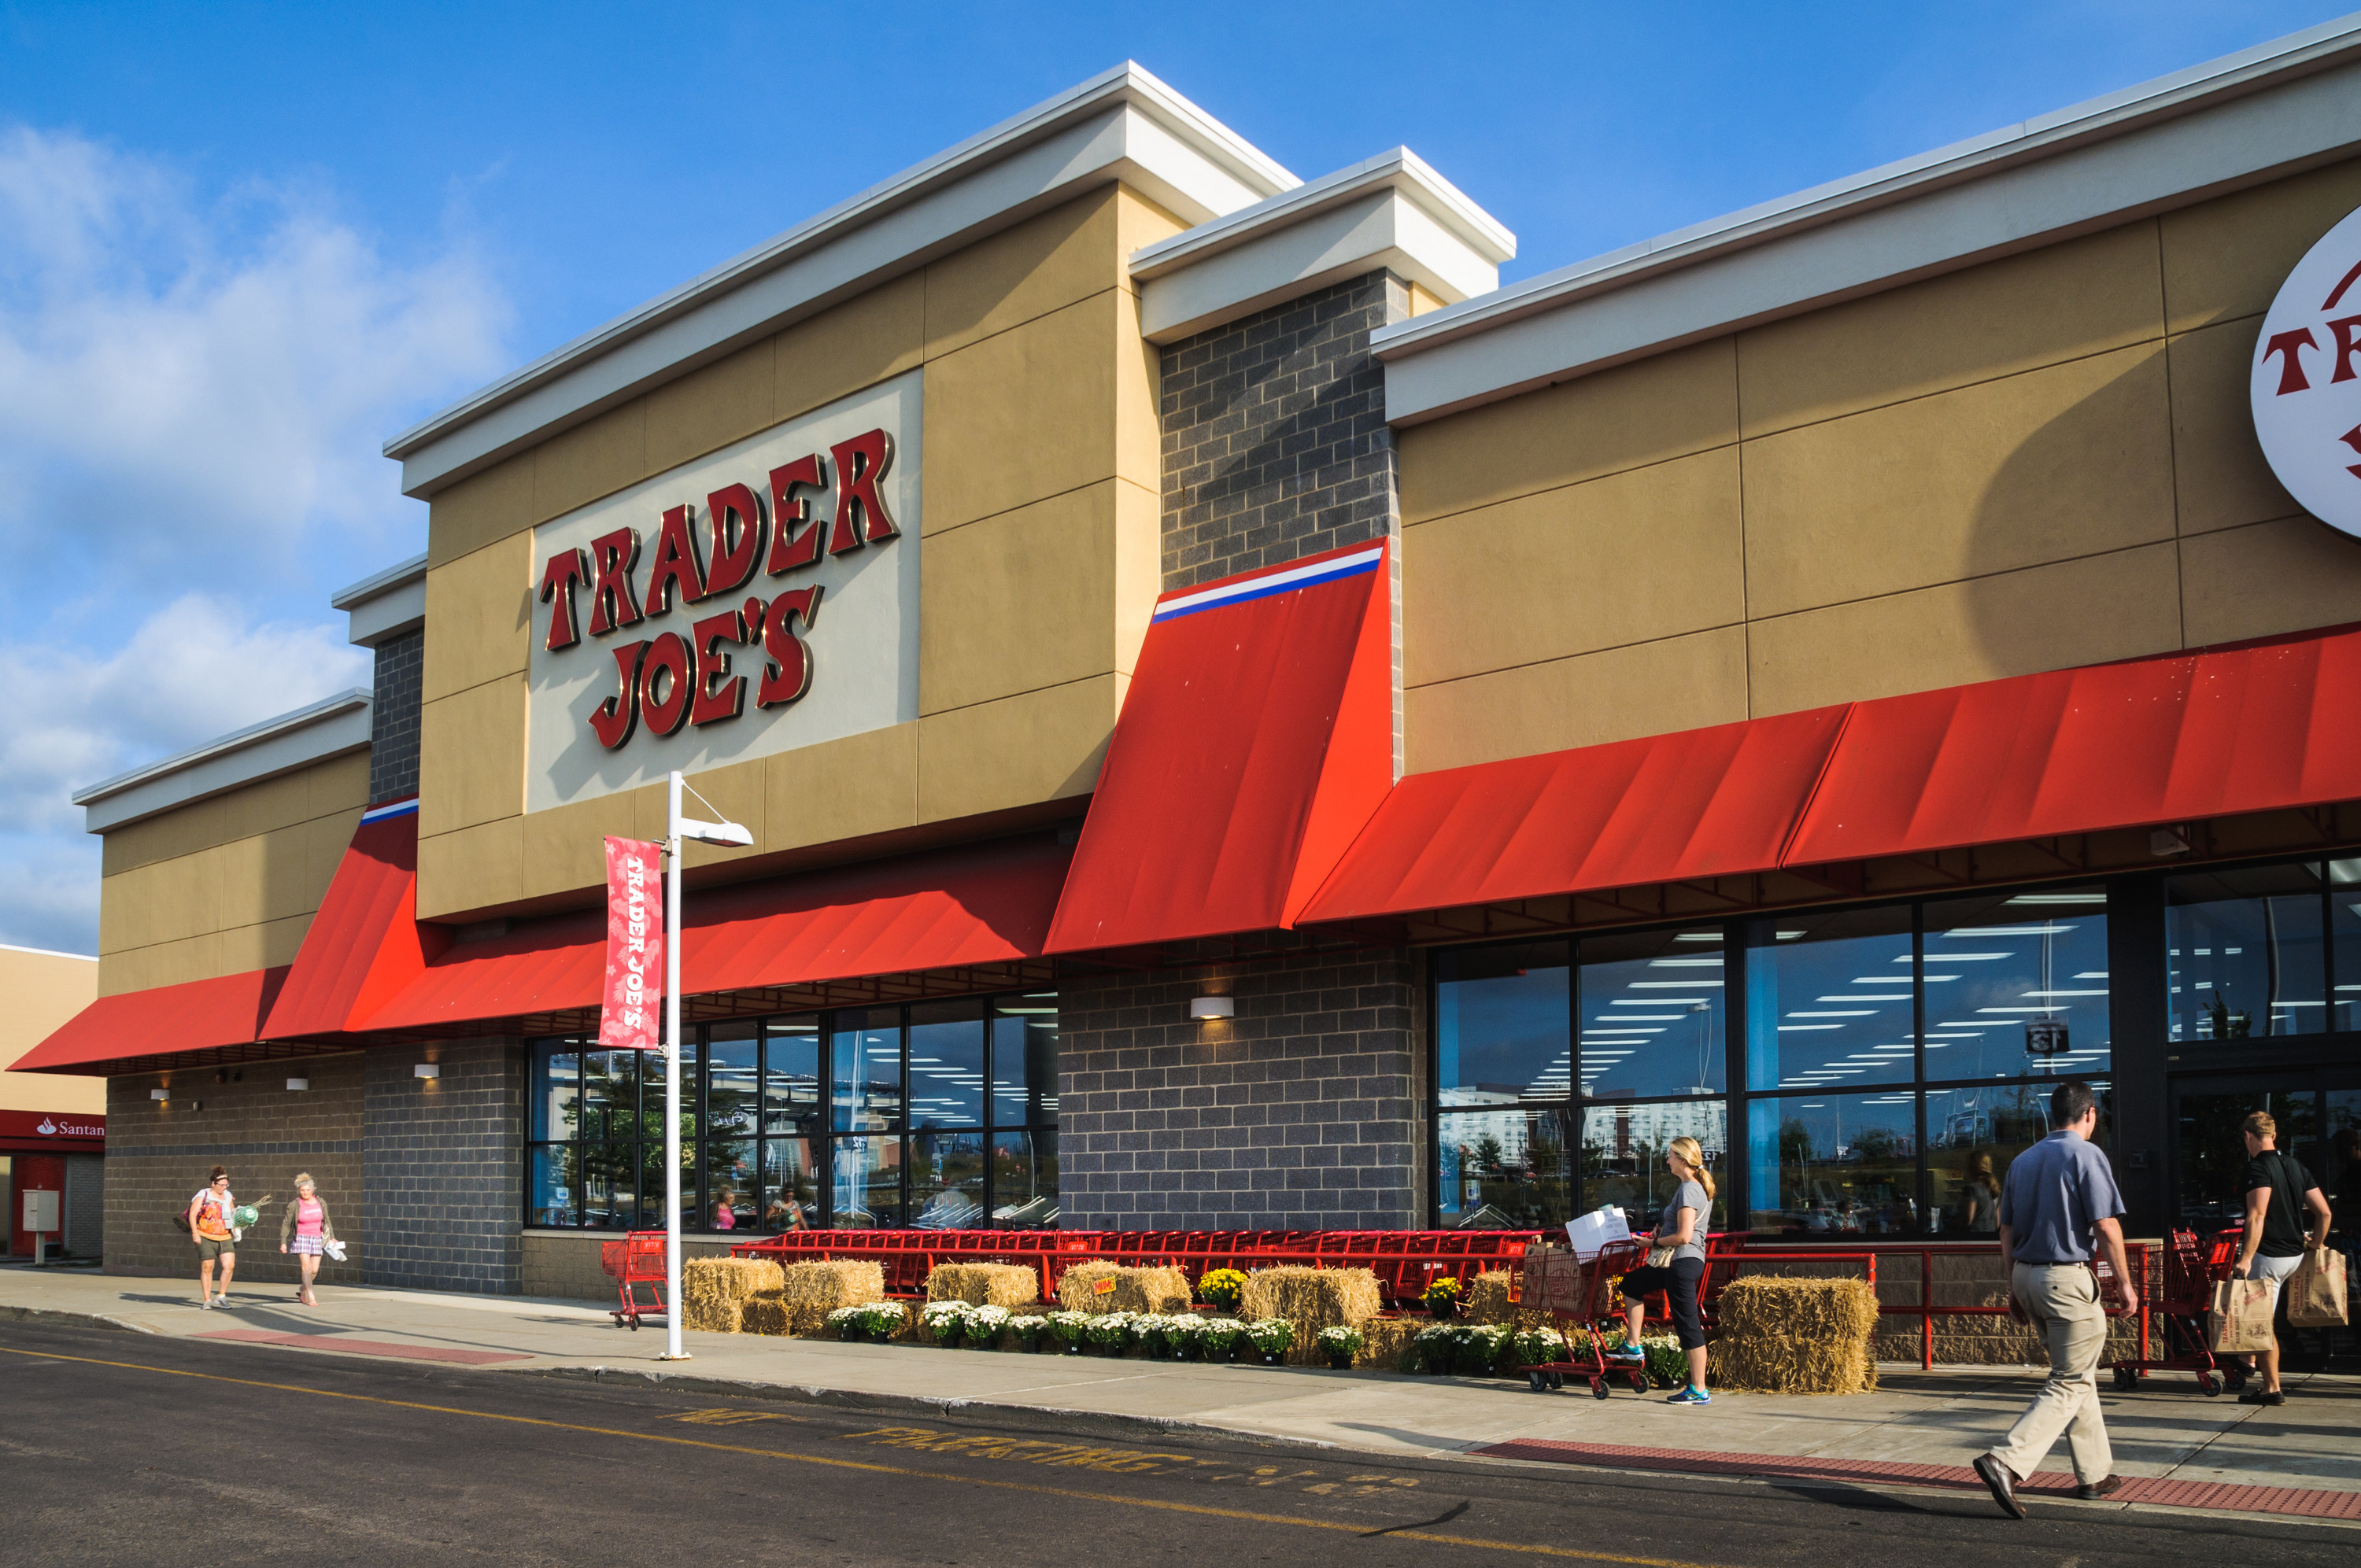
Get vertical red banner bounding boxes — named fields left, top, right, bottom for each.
left=598, top=836, right=665, bottom=1051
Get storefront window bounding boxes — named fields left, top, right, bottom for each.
left=1437, top=1107, right=1572, bottom=1230
left=528, top=990, right=1058, bottom=1233
left=2331, top=859, right=2361, bottom=1033
left=1745, top=1091, right=1919, bottom=1235
left=1924, top=1082, right=2092, bottom=1238
left=2167, top=864, right=2329, bottom=1040
left=1579, top=1100, right=1726, bottom=1233
left=1923, top=889, right=2111, bottom=1079
left=1435, top=943, right=1569, bottom=1107
left=1744, top=907, right=1915, bottom=1092
left=1578, top=928, right=1724, bottom=1098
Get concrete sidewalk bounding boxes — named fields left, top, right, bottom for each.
left=5, top=1265, right=2355, bottom=1522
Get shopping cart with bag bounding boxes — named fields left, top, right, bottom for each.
left=1520, top=1237, right=1665, bottom=1399
left=2109, top=1226, right=2246, bottom=1396
left=600, top=1230, right=670, bottom=1330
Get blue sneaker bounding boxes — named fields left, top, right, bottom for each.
left=1666, top=1386, right=1711, bottom=1405
left=1605, top=1344, right=1645, bottom=1362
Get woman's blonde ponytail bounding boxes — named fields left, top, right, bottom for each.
left=1668, top=1135, right=1716, bottom=1201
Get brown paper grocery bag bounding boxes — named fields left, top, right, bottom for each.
left=1521, top=1243, right=1585, bottom=1315
left=2287, top=1247, right=2349, bottom=1329
left=2208, top=1277, right=2276, bottom=1353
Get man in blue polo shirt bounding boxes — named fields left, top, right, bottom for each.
left=1973, top=1079, right=2139, bottom=1518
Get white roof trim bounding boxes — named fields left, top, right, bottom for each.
left=0, top=942, right=97, bottom=963
left=384, top=63, right=1297, bottom=498
left=333, top=552, right=428, bottom=648
left=1376, top=13, right=2361, bottom=424
left=330, top=552, right=427, bottom=611
left=1128, top=149, right=1513, bottom=343
left=74, top=689, right=373, bottom=834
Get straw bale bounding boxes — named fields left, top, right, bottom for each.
left=1709, top=1278, right=1879, bottom=1394
left=926, top=1263, right=1041, bottom=1308
left=1057, top=1261, right=1190, bottom=1315
left=740, top=1297, right=793, bottom=1337
left=681, top=1257, right=785, bottom=1334
left=1237, top=1267, right=1383, bottom=1365
left=776, top=1258, right=886, bottom=1337
left=1360, top=1316, right=1422, bottom=1371
left=1465, top=1270, right=1519, bottom=1325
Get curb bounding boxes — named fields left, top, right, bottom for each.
left=0, top=1303, right=157, bottom=1335
left=505, top=1363, right=1351, bottom=1452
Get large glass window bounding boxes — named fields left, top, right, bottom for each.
left=1924, top=890, right=2112, bottom=1079
left=1578, top=928, right=1725, bottom=1098
left=2168, top=864, right=2329, bottom=1040
left=1745, top=907, right=1916, bottom=1092
left=529, top=991, right=1059, bottom=1234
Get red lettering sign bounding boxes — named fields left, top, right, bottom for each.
left=540, top=548, right=589, bottom=650
left=756, top=586, right=822, bottom=708
left=597, top=837, right=665, bottom=1051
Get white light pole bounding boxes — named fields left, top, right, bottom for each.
left=661, top=768, right=753, bottom=1363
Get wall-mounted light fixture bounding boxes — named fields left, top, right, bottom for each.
left=2150, top=828, right=2192, bottom=858
left=286, top=1077, right=310, bottom=1092
left=150, top=1087, right=170, bottom=1101
left=1188, top=995, right=1234, bottom=1021
left=413, top=1063, right=440, bottom=1080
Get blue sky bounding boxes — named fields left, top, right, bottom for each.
left=0, top=0, right=2348, bottom=954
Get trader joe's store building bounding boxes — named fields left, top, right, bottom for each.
left=19, top=34, right=2361, bottom=1299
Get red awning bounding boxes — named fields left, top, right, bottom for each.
left=1785, top=623, right=2361, bottom=865
left=360, top=835, right=1072, bottom=1035
left=1046, top=540, right=1395, bottom=953
left=1300, top=707, right=1849, bottom=921
left=11, top=967, right=290, bottom=1075
left=261, top=798, right=445, bottom=1040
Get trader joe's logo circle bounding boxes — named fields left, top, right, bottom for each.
left=2252, top=203, right=2361, bottom=540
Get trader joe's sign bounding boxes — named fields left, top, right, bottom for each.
left=2252, top=202, right=2361, bottom=540
left=525, top=371, right=920, bottom=813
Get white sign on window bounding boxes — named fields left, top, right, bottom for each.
left=2252, top=204, right=2361, bottom=540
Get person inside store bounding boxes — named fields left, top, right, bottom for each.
left=1606, top=1134, right=1715, bottom=1405
left=713, top=1188, right=738, bottom=1230
left=1958, top=1151, right=2002, bottom=1234
left=278, top=1173, right=338, bottom=1308
left=1975, top=1080, right=2138, bottom=1518
left=2230, top=1110, right=2333, bottom=1407
left=187, top=1167, right=238, bottom=1310
left=764, top=1190, right=808, bottom=1231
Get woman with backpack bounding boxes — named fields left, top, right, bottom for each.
left=187, top=1167, right=238, bottom=1310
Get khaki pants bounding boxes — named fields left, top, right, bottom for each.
left=1991, top=1263, right=2112, bottom=1484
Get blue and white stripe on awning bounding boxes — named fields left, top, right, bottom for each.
left=1149, top=544, right=1384, bottom=624
left=360, top=798, right=419, bottom=825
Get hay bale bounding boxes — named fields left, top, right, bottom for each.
left=681, top=1257, right=785, bottom=1333
left=1239, top=1267, right=1382, bottom=1367
left=1465, top=1270, right=1519, bottom=1325
left=926, top=1262, right=1041, bottom=1308
left=1360, top=1316, right=1422, bottom=1371
left=740, top=1297, right=793, bottom=1337
left=1708, top=1277, right=1879, bottom=1394
left=1056, top=1261, right=1190, bottom=1315
left=777, top=1258, right=885, bottom=1337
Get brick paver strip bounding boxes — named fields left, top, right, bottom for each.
left=1472, top=1439, right=2361, bottom=1521
left=194, top=1330, right=531, bottom=1366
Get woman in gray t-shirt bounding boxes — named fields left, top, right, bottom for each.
left=1609, top=1135, right=1716, bottom=1404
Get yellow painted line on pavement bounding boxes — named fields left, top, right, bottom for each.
left=2, top=1341, right=1724, bottom=1566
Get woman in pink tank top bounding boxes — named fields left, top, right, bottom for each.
left=278, top=1174, right=338, bottom=1307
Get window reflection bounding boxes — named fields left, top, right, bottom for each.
left=2330, top=859, right=2361, bottom=1033
left=705, top=1025, right=758, bottom=1140
left=535, top=1050, right=578, bottom=1142
left=832, top=1136, right=901, bottom=1228
left=1580, top=1101, right=1726, bottom=1235
left=909, top=1129, right=988, bottom=1228
left=2167, top=864, right=2327, bottom=1040
left=1923, top=888, right=2110, bottom=1079
left=1744, top=909, right=1915, bottom=1091
left=1438, top=1107, right=1572, bottom=1229
left=1745, top=1092, right=1919, bottom=1236
left=1923, top=1083, right=2101, bottom=1238
left=991, top=1131, right=1058, bottom=1227
left=760, top=1137, right=818, bottom=1231
left=1435, top=942, right=1568, bottom=1107
left=1577, top=928, right=1724, bottom=1098
left=907, top=1000, right=985, bottom=1129
left=990, top=995, right=1059, bottom=1127
left=832, top=1010, right=902, bottom=1131
left=763, top=1021, right=822, bottom=1138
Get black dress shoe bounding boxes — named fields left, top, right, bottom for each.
left=2076, top=1474, right=2126, bottom=1500
left=2237, top=1388, right=2286, bottom=1406
left=1975, top=1453, right=2026, bottom=1520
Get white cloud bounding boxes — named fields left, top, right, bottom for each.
left=0, top=125, right=512, bottom=952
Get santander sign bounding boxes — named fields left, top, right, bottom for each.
left=2252, top=202, right=2361, bottom=540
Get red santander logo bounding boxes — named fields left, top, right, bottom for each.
left=2253, top=204, right=2361, bottom=540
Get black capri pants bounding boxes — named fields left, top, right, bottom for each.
left=1617, top=1256, right=1706, bottom=1350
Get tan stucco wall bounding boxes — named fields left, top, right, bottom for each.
left=92, top=751, right=369, bottom=995
left=1398, top=157, right=2361, bottom=772
left=417, top=184, right=1178, bottom=919
left=0, top=946, right=102, bottom=1111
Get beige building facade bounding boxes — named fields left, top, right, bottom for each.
left=15, top=31, right=2361, bottom=1298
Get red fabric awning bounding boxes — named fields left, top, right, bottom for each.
left=1045, top=540, right=1395, bottom=953
left=360, top=835, right=1072, bottom=1035
left=1785, top=623, right=2361, bottom=865
left=10, top=967, right=290, bottom=1075
left=1300, top=707, right=1849, bottom=921
left=261, top=798, right=445, bottom=1040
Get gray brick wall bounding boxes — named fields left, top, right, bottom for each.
left=362, top=1039, right=524, bottom=1293
left=368, top=628, right=423, bottom=803
left=1057, top=950, right=1422, bottom=1230
left=1158, top=271, right=1407, bottom=592
left=103, top=1053, right=365, bottom=1282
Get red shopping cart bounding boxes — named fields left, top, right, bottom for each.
left=2109, top=1226, right=2247, bottom=1396
left=1522, top=1238, right=1662, bottom=1399
left=600, top=1230, right=669, bottom=1330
